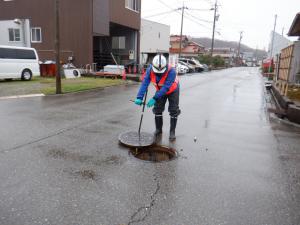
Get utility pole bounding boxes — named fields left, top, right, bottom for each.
left=268, top=14, right=277, bottom=74
left=179, top=3, right=187, bottom=59
left=270, top=14, right=277, bottom=59
left=210, top=0, right=217, bottom=57
left=254, top=45, right=258, bottom=66
left=54, top=0, right=62, bottom=94
left=236, top=31, right=243, bottom=66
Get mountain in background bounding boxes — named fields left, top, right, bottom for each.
left=191, top=37, right=268, bottom=59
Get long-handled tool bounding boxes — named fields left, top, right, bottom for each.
left=118, top=89, right=154, bottom=148
left=137, top=89, right=148, bottom=136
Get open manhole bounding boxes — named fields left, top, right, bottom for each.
left=130, top=145, right=177, bottom=162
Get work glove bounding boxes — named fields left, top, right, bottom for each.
left=147, top=98, right=156, bottom=108
left=134, top=98, right=143, bottom=106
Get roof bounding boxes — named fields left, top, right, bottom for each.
left=288, top=12, right=300, bottom=36
left=170, top=35, right=189, bottom=42
left=141, top=18, right=170, bottom=29
left=169, top=41, right=204, bottom=54
left=187, top=41, right=204, bottom=48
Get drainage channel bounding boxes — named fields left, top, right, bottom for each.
left=130, top=145, right=177, bottom=162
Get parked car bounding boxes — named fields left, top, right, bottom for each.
left=176, top=62, right=189, bottom=75
left=179, top=58, right=204, bottom=72
left=202, top=64, right=209, bottom=72
left=178, top=61, right=195, bottom=73
left=0, top=45, right=40, bottom=81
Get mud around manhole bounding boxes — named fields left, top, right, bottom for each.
left=130, top=145, right=177, bottom=162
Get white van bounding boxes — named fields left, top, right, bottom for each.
left=0, top=45, right=40, bottom=81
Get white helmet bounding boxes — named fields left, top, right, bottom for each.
left=152, top=54, right=167, bottom=74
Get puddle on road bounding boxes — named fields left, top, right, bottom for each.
left=75, top=169, right=96, bottom=180
left=64, top=168, right=96, bottom=180
left=130, top=145, right=177, bottom=162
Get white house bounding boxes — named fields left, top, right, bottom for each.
left=0, top=19, right=31, bottom=47
left=140, top=19, right=170, bottom=65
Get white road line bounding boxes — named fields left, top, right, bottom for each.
left=0, top=93, right=45, bottom=100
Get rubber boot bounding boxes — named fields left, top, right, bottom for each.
left=169, top=116, right=177, bottom=141
left=154, top=115, right=163, bottom=136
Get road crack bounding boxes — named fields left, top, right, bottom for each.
left=127, top=172, right=160, bottom=225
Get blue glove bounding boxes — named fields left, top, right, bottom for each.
left=134, top=98, right=143, bottom=106
left=147, top=98, right=156, bottom=108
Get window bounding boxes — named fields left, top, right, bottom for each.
left=15, top=49, right=36, bottom=59
left=31, top=27, right=42, bottom=43
left=0, top=48, right=16, bottom=58
left=112, top=36, right=126, bottom=49
left=0, top=48, right=36, bottom=60
left=125, top=0, right=139, bottom=11
left=8, top=28, right=21, bottom=42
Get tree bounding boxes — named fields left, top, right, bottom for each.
left=212, top=55, right=225, bottom=67
left=198, top=55, right=212, bottom=65
left=198, top=54, right=225, bottom=68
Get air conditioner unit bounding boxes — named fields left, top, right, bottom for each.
left=63, top=69, right=81, bottom=79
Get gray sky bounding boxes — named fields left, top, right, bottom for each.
left=141, top=0, right=299, bottom=50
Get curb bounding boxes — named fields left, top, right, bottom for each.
left=0, top=94, right=45, bottom=100
left=269, top=113, right=300, bottom=129
left=42, top=80, right=138, bottom=97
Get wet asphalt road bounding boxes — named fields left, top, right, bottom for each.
left=0, top=67, right=299, bottom=225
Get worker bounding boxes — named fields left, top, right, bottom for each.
left=134, top=54, right=180, bottom=141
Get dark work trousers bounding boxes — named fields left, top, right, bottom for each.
left=152, top=89, right=181, bottom=117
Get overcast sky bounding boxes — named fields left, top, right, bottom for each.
left=141, top=0, right=299, bottom=50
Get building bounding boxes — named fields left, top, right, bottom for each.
left=288, top=12, right=300, bottom=37
left=208, top=47, right=235, bottom=66
left=169, top=35, right=205, bottom=58
left=140, top=19, right=170, bottom=65
left=0, top=0, right=141, bottom=69
left=286, top=12, right=300, bottom=83
left=268, top=31, right=292, bottom=59
left=0, top=19, right=31, bottom=47
left=242, top=51, right=258, bottom=66
left=275, top=12, right=300, bottom=85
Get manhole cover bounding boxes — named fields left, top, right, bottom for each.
left=130, top=145, right=177, bottom=162
left=119, top=131, right=154, bottom=148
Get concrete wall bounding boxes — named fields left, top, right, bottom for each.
left=0, top=19, right=30, bottom=47
left=140, top=19, right=170, bottom=53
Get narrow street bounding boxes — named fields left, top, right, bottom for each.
left=0, top=67, right=299, bottom=225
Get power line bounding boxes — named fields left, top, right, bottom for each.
left=184, top=10, right=213, bottom=24
left=154, top=0, right=213, bottom=33
left=184, top=14, right=212, bottom=30
left=156, top=0, right=175, bottom=11
left=187, top=8, right=214, bottom=11
left=143, top=9, right=179, bottom=18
